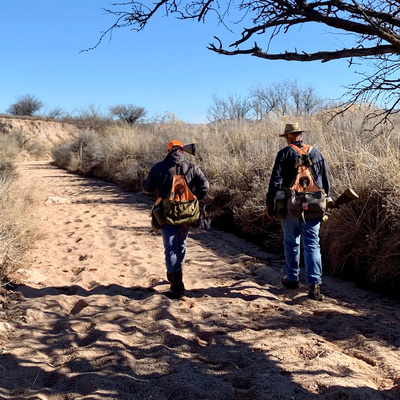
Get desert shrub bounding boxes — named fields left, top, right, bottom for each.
left=51, top=111, right=400, bottom=295
left=60, top=105, right=113, bottom=133
left=97, top=129, right=154, bottom=190
left=109, top=104, right=147, bottom=125
left=9, top=130, right=48, bottom=160
left=51, top=131, right=102, bottom=174
left=0, top=136, right=39, bottom=281
left=7, top=94, right=43, bottom=116
left=0, top=134, right=20, bottom=162
left=0, top=181, right=39, bottom=279
left=0, top=135, right=19, bottom=189
left=51, top=140, right=76, bottom=169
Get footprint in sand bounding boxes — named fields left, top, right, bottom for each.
left=70, top=321, right=96, bottom=334
left=76, top=330, right=103, bottom=347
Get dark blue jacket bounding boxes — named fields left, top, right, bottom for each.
left=266, top=141, right=330, bottom=206
left=143, top=150, right=209, bottom=200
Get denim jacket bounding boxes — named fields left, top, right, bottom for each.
left=266, top=141, right=330, bottom=207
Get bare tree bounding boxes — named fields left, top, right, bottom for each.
left=251, top=81, right=292, bottom=118
left=207, top=94, right=252, bottom=122
left=295, top=86, right=323, bottom=115
left=250, top=80, right=327, bottom=118
left=96, top=1, right=400, bottom=124
left=289, top=80, right=328, bottom=115
left=73, top=104, right=112, bottom=132
left=47, top=107, right=67, bottom=120
left=109, top=104, right=147, bottom=124
left=7, top=94, right=44, bottom=116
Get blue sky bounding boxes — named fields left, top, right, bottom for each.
left=0, top=1, right=371, bottom=123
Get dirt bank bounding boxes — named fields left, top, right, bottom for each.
left=0, top=117, right=78, bottom=156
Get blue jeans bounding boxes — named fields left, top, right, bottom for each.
left=281, top=215, right=322, bottom=285
left=161, top=224, right=190, bottom=274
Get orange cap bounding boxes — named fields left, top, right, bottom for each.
left=167, top=140, right=183, bottom=151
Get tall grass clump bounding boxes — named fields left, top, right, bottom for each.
left=317, top=110, right=400, bottom=296
left=51, top=111, right=400, bottom=296
left=0, top=135, right=39, bottom=282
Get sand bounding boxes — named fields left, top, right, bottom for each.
left=0, top=160, right=399, bottom=399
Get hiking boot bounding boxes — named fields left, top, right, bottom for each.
left=164, top=290, right=184, bottom=300
left=308, top=284, right=322, bottom=301
left=281, top=276, right=300, bottom=289
left=165, top=270, right=185, bottom=300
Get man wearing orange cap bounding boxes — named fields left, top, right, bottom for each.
left=143, top=140, right=209, bottom=299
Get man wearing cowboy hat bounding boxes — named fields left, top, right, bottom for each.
left=266, top=123, right=330, bottom=300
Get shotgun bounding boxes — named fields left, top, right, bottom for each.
left=332, top=188, right=359, bottom=209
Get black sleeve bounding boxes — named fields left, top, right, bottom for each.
left=186, top=163, right=209, bottom=200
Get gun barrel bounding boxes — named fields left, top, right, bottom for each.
left=182, top=143, right=196, bottom=156
left=165, top=143, right=196, bottom=160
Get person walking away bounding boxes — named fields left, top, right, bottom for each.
left=266, top=123, right=331, bottom=300
left=143, top=140, right=209, bottom=299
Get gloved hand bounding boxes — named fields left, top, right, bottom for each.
left=325, top=196, right=333, bottom=211
left=266, top=204, right=275, bottom=221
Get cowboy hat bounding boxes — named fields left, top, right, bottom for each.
left=279, top=123, right=305, bottom=137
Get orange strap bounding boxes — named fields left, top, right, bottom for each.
left=289, top=144, right=320, bottom=193
left=168, top=174, right=197, bottom=202
left=289, top=143, right=311, bottom=157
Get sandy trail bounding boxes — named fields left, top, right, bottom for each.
left=0, top=161, right=399, bottom=400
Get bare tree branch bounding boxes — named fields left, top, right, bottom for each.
left=94, top=0, right=400, bottom=125
left=208, top=38, right=397, bottom=62
left=97, top=1, right=400, bottom=57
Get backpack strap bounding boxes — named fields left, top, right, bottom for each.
left=175, top=162, right=194, bottom=187
left=289, top=144, right=313, bottom=168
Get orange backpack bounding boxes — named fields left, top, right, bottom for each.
left=287, top=144, right=326, bottom=219
left=289, top=144, right=321, bottom=193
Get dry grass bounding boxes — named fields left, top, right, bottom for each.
left=319, top=120, right=400, bottom=295
left=51, top=111, right=400, bottom=296
left=0, top=136, right=40, bottom=282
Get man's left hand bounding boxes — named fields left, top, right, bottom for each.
left=266, top=205, right=274, bottom=221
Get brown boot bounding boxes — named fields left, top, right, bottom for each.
left=308, top=284, right=322, bottom=301
left=165, top=270, right=185, bottom=299
left=282, top=276, right=300, bottom=289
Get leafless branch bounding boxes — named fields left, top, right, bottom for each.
left=208, top=39, right=397, bottom=62
left=92, top=0, right=400, bottom=126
